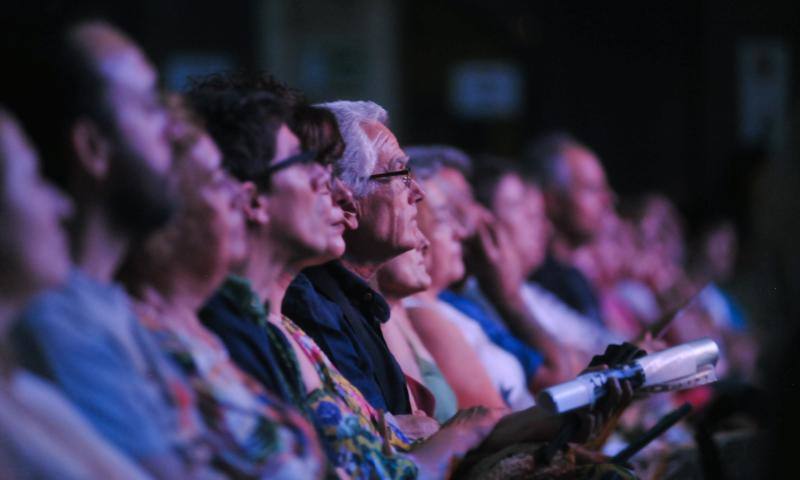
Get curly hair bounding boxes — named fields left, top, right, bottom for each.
left=186, top=73, right=293, bottom=190
left=292, top=105, right=344, bottom=164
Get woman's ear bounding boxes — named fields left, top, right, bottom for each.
left=70, top=118, right=112, bottom=180
left=240, top=181, right=269, bottom=225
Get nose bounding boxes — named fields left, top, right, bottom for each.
left=408, top=177, right=425, bottom=203
left=331, top=178, right=356, bottom=210
left=418, top=234, right=431, bottom=253
left=451, top=216, right=468, bottom=242
left=228, top=178, right=248, bottom=210
left=49, top=183, right=74, bottom=221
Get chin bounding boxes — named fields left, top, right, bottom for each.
left=34, top=263, right=69, bottom=292
left=327, top=240, right=346, bottom=259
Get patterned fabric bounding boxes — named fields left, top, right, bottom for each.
left=135, top=290, right=324, bottom=480
left=279, top=315, right=418, bottom=480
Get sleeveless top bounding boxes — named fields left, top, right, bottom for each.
left=404, top=296, right=536, bottom=412
left=394, top=321, right=458, bottom=423
left=416, top=356, right=458, bottom=424
left=276, top=315, right=418, bottom=480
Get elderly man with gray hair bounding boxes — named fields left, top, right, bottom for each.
left=282, top=100, right=425, bottom=416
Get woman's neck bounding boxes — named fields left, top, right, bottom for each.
left=265, top=267, right=300, bottom=317
left=155, top=273, right=217, bottom=317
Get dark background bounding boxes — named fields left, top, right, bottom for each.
left=3, top=0, right=798, bottom=238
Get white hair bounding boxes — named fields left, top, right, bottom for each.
left=315, top=100, right=389, bottom=197
left=405, top=145, right=472, bottom=180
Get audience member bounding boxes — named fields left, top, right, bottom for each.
left=469, top=157, right=619, bottom=361
left=283, top=101, right=423, bottom=415
left=377, top=241, right=460, bottom=424
left=0, top=109, right=148, bottom=480
left=406, top=177, right=536, bottom=410
left=525, top=133, right=613, bottom=325
left=119, top=94, right=325, bottom=479
left=10, top=21, right=213, bottom=478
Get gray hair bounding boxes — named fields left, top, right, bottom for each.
left=315, top=100, right=388, bottom=197
left=524, top=131, right=584, bottom=192
left=405, top=145, right=472, bottom=181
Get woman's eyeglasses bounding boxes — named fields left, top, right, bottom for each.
left=263, top=150, right=318, bottom=177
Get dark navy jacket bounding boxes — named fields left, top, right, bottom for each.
left=282, top=261, right=411, bottom=415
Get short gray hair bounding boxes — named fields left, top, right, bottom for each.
left=524, top=131, right=583, bottom=192
left=405, top=145, right=472, bottom=181
left=315, top=100, right=388, bottom=197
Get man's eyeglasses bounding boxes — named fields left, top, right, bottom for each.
left=368, top=168, right=413, bottom=188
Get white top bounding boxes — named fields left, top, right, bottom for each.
left=520, top=282, right=622, bottom=355
left=406, top=297, right=535, bottom=411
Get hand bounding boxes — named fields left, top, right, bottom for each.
left=464, top=217, right=525, bottom=308
left=587, top=342, right=646, bottom=370
left=573, top=343, right=643, bottom=445
left=636, top=331, right=668, bottom=353
left=409, top=407, right=503, bottom=480
left=392, top=413, right=441, bottom=441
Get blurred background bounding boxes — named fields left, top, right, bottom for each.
left=4, top=0, right=799, bottom=327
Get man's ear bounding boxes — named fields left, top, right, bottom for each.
left=340, top=194, right=359, bottom=231
left=70, top=118, right=111, bottom=180
left=241, top=181, right=269, bottom=225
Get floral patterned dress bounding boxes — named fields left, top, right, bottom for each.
left=134, top=290, right=324, bottom=480
left=277, top=315, right=419, bottom=480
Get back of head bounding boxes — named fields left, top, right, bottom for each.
left=316, top=100, right=388, bottom=197
left=186, top=73, right=291, bottom=189
left=471, top=154, right=527, bottom=209
left=292, top=105, right=345, bottom=161
left=524, top=131, right=583, bottom=193
left=2, top=19, right=115, bottom=188
left=406, top=145, right=472, bottom=181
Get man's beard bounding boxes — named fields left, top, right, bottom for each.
left=106, top=142, right=178, bottom=240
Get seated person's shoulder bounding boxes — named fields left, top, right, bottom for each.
left=283, top=273, right=344, bottom=331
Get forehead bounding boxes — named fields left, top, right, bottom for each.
left=421, top=180, right=446, bottom=208
left=76, top=24, right=158, bottom=95
left=361, top=121, right=404, bottom=165
left=0, top=116, right=36, bottom=182
left=438, top=168, right=470, bottom=192
left=191, top=134, right=222, bottom=171
left=496, top=173, right=526, bottom=198
left=564, top=146, right=604, bottom=183
left=273, top=124, right=302, bottom=163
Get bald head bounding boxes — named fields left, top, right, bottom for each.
left=69, top=21, right=159, bottom=108
left=526, top=133, right=612, bottom=245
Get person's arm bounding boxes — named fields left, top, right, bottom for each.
left=14, top=312, right=195, bottom=479
left=406, top=303, right=507, bottom=410
left=466, top=220, right=575, bottom=387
